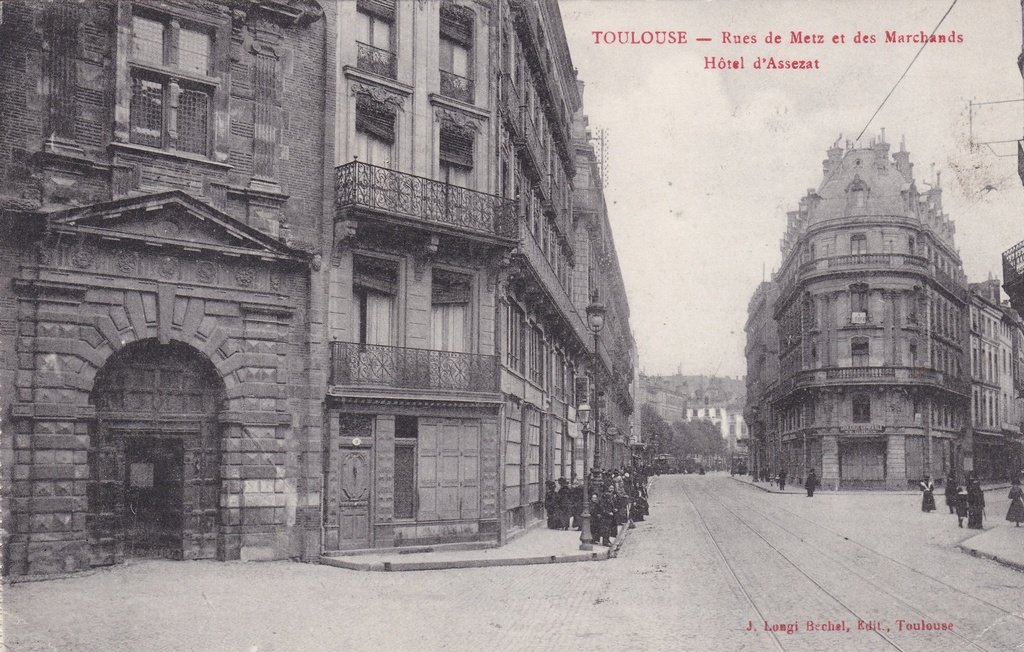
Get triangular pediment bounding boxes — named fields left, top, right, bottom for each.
left=46, top=190, right=308, bottom=262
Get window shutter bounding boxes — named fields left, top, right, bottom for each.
left=440, top=125, right=474, bottom=169
left=355, top=95, right=395, bottom=144
left=417, top=419, right=440, bottom=521
left=439, top=2, right=473, bottom=47
left=357, top=0, right=395, bottom=21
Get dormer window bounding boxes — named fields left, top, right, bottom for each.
left=846, top=176, right=870, bottom=212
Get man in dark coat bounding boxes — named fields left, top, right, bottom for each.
left=944, top=475, right=958, bottom=514
left=778, top=469, right=787, bottom=490
left=805, top=468, right=818, bottom=497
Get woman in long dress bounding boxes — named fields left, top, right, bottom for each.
left=1006, top=478, right=1024, bottom=527
left=919, top=476, right=936, bottom=512
left=967, top=479, right=985, bottom=529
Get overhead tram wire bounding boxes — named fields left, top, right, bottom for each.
left=808, top=0, right=961, bottom=201
left=855, top=0, right=960, bottom=144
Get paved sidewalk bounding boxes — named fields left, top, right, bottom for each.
left=320, top=521, right=636, bottom=571
left=959, top=525, right=1024, bottom=572
left=730, top=474, right=1011, bottom=496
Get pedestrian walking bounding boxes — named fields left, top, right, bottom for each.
left=955, top=483, right=968, bottom=527
left=967, top=478, right=985, bottom=529
left=919, top=476, right=936, bottom=512
left=943, top=475, right=957, bottom=514
left=804, top=468, right=818, bottom=497
left=1006, top=478, right=1024, bottom=527
left=778, top=469, right=787, bottom=491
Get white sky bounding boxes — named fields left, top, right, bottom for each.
left=559, top=0, right=1024, bottom=378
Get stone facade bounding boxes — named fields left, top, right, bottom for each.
left=0, top=0, right=335, bottom=576
left=747, top=135, right=974, bottom=490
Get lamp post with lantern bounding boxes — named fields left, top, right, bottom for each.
left=579, top=292, right=606, bottom=550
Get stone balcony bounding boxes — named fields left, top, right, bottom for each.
left=769, top=366, right=971, bottom=402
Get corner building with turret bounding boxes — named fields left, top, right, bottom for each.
left=748, top=134, right=971, bottom=490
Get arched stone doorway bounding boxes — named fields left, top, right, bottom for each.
left=88, top=339, right=225, bottom=565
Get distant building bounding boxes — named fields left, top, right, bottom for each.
left=745, top=282, right=780, bottom=478
left=639, top=376, right=686, bottom=423
left=968, top=280, right=1024, bottom=480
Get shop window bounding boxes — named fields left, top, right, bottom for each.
left=394, top=415, right=418, bottom=520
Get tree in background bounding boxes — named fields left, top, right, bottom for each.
left=641, top=404, right=673, bottom=455
left=670, top=418, right=725, bottom=461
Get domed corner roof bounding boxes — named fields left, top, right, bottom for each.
left=811, top=144, right=917, bottom=222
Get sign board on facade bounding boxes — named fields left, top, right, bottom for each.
left=130, top=462, right=154, bottom=488
left=839, top=424, right=885, bottom=434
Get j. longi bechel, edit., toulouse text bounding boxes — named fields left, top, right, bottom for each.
left=746, top=619, right=956, bottom=635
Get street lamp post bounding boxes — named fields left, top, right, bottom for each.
left=578, top=402, right=594, bottom=550
left=579, top=293, right=606, bottom=551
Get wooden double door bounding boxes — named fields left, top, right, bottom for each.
left=89, top=423, right=221, bottom=565
left=88, top=341, right=223, bottom=566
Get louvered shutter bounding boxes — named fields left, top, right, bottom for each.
left=355, top=95, right=395, bottom=144
left=357, top=0, right=395, bottom=21
left=439, top=3, right=473, bottom=47
left=440, top=125, right=474, bottom=169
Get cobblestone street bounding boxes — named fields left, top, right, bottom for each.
left=6, top=474, right=1024, bottom=652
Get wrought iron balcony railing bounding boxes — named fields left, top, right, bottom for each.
left=335, top=160, right=517, bottom=239
left=499, top=74, right=522, bottom=135
left=356, top=41, right=397, bottom=79
left=330, top=342, right=499, bottom=393
left=440, top=70, right=475, bottom=104
left=1003, top=239, right=1024, bottom=291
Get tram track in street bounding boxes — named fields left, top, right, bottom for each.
left=681, top=479, right=908, bottom=651
left=692, top=482, right=993, bottom=652
left=729, top=484, right=1024, bottom=628
left=678, top=482, right=788, bottom=652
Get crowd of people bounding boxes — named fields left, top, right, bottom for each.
left=921, top=474, right=1024, bottom=529
left=544, top=466, right=651, bottom=546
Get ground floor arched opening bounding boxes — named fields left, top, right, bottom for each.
left=88, top=339, right=224, bottom=565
